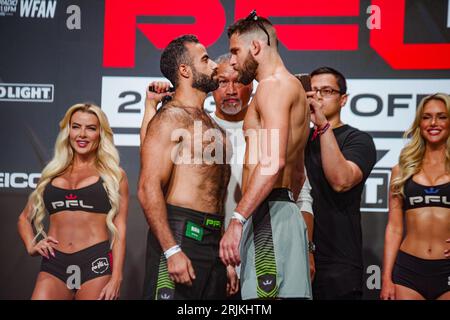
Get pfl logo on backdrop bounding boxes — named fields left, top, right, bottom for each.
left=103, top=0, right=450, bottom=70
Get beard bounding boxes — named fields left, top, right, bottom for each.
left=191, top=67, right=219, bottom=93
left=236, top=52, right=258, bottom=85
left=220, top=99, right=244, bottom=115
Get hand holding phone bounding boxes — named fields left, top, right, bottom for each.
left=147, top=82, right=174, bottom=104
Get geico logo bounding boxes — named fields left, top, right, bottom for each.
left=409, top=196, right=450, bottom=206
left=20, top=0, right=57, bottom=19
left=0, top=84, right=53, bottom=101
left=51, top=200, right=94, bottom=210
left=0, top=172, right=41, bottom=188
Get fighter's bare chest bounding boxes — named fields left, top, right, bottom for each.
left=243, top=103, right=261, bottom=132
left=180, top=114, right=227, bottom=148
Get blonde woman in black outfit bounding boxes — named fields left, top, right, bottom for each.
left=18, top=103, right=129, bottom=300
left=381, top=94, right=450, bottom=300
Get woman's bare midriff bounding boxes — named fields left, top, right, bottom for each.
left=400, top=207, right=449, bottom=260
left=48, top=211, right=109, bottom=253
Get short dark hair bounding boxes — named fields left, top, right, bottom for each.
left=310, top=67, right=347, bottom=94
left=227, top=13, right=275, bottom=46
left=214, top=53, right=231, bottom=65
left=160, top=34, right=199, bottom=86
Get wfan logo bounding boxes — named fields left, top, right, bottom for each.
left=20, top=0, right=56, bottom=18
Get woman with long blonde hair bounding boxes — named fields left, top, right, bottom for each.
left=381, top=93, right=450, bottom=300
left=18, top=103, right=129, bottom=300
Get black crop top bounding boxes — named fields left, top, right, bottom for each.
left=43, top=177, right=112, bottom=215
left=403, top=177, right=450, bottom=210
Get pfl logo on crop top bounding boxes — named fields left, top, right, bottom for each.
left=409, top=196, right=450, bottom=206
left=51, top=194, right=94, bottom=210
left=91, top=257, right=110, bottom=274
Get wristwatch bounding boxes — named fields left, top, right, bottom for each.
left=308, top=241, right=316, bottom=254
